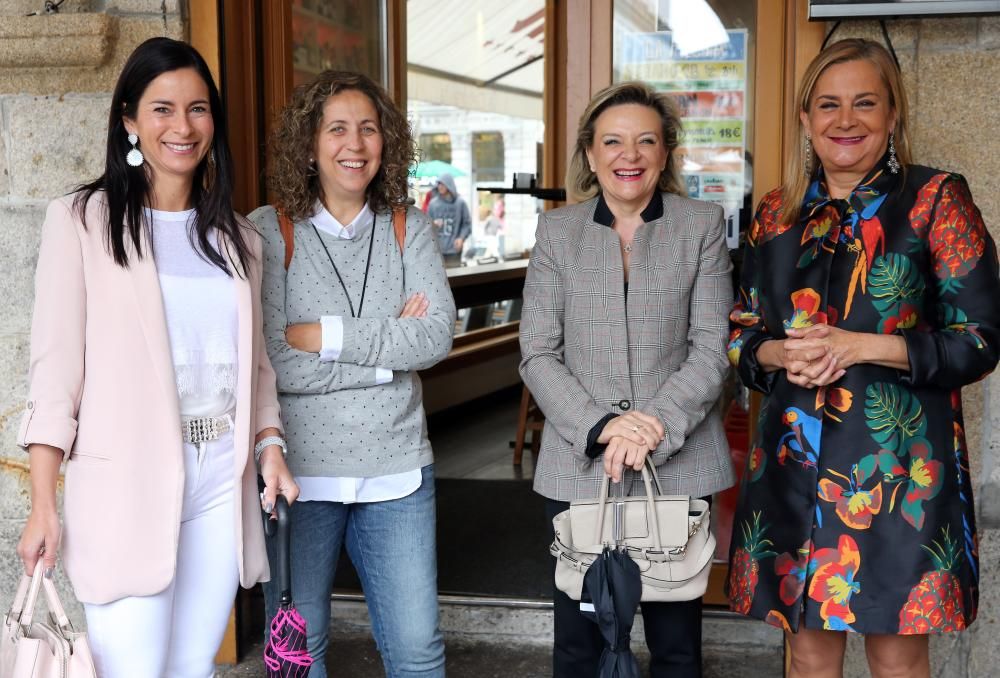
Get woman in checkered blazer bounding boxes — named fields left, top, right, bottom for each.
left=520, top=81, right=735, bottom=678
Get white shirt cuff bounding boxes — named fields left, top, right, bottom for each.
left=375, top=368, right=393, bottom=385
left=319, top=315, right=343, bottom=362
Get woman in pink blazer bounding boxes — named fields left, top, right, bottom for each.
left=15, top=38, right=298, bottom=677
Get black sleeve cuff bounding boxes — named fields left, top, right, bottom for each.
left=585, top=413, right=618, bottom=459
left=738, top=334, right=778, bottom=394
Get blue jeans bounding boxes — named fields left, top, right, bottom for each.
left=264, top=465, right=445, bottom=678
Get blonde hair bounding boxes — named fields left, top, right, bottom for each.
left=566, top=81, right=685, bottom=203
left=268, top=71, right=416, bottom=221
left=782, top=38, right=912, bottom=224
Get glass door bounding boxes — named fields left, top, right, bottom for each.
left=611, top=0, right=765, bottom=606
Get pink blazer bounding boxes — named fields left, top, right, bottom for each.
left=17, top=193, right=282, bottom=605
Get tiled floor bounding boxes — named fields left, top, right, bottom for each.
left=220, top=629, right=784, bottom=678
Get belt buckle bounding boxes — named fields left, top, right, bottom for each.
left=182, top=415, right=229, bottom=444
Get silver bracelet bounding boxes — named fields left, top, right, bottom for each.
left=254, top=436, right=287, bottom=465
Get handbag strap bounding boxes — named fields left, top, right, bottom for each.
left=7, top=572, right=31, bottom=623
left=18, top=562, right=45, bottom=628
left=41, top=576, right=72, bottom=630
left=18, top=562, right=73, bottom=631
left=639, top=465, right=663, bottom=551
left=592, top=458, right=666, bottom=550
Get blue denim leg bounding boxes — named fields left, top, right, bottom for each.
left=345, top=465, right=446, bottom=678
left=264, top=499, right=348, bottom=678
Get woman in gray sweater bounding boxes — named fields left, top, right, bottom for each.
left=249, top=71, right=455, bottom=678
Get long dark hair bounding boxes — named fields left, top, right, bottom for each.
left=74, top=37, right=250, bottom=276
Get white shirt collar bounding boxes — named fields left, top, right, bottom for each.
left=311, top=201, right=373, bottom=240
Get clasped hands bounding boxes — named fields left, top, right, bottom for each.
left=774, top=323, right=861, bottom=388
left=597, top=411, right=666, bottom=484
left=285, top=292, right=429, bottom=352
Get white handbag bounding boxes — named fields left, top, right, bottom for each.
left=550, top=460, right=715, bottom=602
left=1, top=563, right=96, bottom=678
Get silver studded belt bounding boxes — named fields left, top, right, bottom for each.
left=181, top=414, right=233, bottom=444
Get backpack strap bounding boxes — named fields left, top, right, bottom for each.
left=277, top=209, right=295, bottom=270
left=392, top=207, right=406, bottom=255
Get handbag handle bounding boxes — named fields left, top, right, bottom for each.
left=13, top=562, right=74, bottom=633
left=593, top=458, right=665, bottom=550
left=7, top=572, right=31, bottom=622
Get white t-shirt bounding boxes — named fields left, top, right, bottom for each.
left=148, top=207, right=237, bottom=418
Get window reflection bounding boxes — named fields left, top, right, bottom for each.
left=419, top=133, right=453, bottom=164
left=408, top=0, right=545, bottom=262
left=292, top=0, right=384, bottom=86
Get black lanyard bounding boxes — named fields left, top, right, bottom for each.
left=311, top=218, right=376, bottom=318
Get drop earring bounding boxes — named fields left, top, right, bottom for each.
left=803, top=135, right=813, bottom=176
left=887, top=132, right=900, bottom=174
left=126, top=133, right=144, bottom=167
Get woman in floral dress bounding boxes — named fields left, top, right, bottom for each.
left=727, top=39, right=1000, bottom=678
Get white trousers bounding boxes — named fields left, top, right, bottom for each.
left=83, top=432, right=240, bottom=678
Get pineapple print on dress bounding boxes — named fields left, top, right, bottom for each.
left=899, top=525, right=968, bottom=634
left=929, top=182, right=987, bottom=292
left=910, top=175, right=987, bottom=293
left=729, top=512, right=777, bottom=614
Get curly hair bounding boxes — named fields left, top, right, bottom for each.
left=566, top=81, right=685, bottom=203
left=267, top=71, right=416, bottom=220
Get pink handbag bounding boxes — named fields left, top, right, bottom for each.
left=1, top=563, right=96, bottom=678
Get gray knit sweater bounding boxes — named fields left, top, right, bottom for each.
left=249, top=204, right=456, bottom=477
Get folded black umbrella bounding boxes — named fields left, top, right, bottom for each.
left=582, top=546, right=642, bottom=678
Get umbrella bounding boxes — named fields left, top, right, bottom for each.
left=263, top=495, right=314, bottom=677
left=411, top=159, right=466, bottom=179
left=582, top=546, right=642, bottom=678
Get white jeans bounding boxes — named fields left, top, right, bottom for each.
left=83, top=432, right=240, bottom=678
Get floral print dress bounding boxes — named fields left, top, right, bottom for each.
left=727, top=157, right=1000, bottom=635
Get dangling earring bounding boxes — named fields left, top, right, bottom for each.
left=126, top=133, right=144, bottom=167
left=887, top=132, right=900, bottom=174
left=308, top=157, right=317, bottom=176
left=803, top=135, right=813, bottom=176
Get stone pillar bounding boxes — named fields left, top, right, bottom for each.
left=0, top=0, right=185, bottom=624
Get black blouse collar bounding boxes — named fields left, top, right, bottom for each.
left=593, top=192, right=664, bottom=227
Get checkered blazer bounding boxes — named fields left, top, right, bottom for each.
left=520, top=193, right=736, bottom=501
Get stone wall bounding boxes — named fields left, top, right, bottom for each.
left=0, top=0, right=185, bottom=624
left=824, top=17, right=1000, bottom=678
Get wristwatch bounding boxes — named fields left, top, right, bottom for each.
left=254, top=436, right=288, bottom=465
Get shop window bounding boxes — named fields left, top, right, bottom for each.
left=419, top=133, right=453, bottom=163
left=472, top=132, right=505, bottom=182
